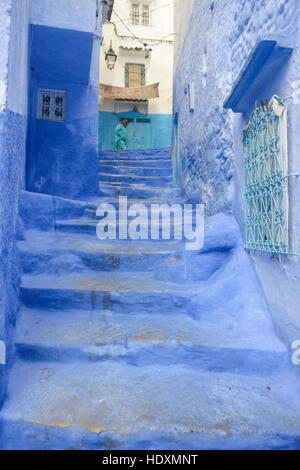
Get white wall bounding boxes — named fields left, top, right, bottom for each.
left=7, top=0, right=32, bottom=115
left=99, top=0, right=174, bottom=115
left=173, top=0, right=195, bottom=71
left=32, top=0, right=99, bottom=33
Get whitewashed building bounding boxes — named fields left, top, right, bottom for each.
left=99, top=0, right=174, bottom=150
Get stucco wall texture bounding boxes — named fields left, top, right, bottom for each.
left=173, top=0, right=300, bottom=348
left=26, top=0, right=101, bottom=200
left=0, top=0, right=31, bottom=406
left=0, top=0, right=103, bottom=405
left=173, top=0, right=195, bottom=69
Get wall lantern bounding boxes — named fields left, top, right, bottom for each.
left=105, top=42, right=117, bottom=70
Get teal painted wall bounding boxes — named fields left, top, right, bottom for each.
left=99, top=111, right=172, bottom=150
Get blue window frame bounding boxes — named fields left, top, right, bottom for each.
left=125, top=63, right=146, bottom=88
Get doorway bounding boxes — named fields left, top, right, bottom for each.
left=118, top=113, right=152, bottom=150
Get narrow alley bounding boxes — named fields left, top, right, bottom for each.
left=0, top=148, right=300, bottom=450
left=1, top=0, right=300, bottom=454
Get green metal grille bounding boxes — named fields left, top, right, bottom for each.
left=243, top=100, right=288, bottom=254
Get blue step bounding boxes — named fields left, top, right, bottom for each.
left=3, top=146, right=300, bottom=451
left=99, top=158, right=173, bottom=169
left=98, top=172, right=173, bottom=187
left=99, top=148, right=172, bottom=160
left=18, top=231, right=185, bottom=277
left=15, top=307, right=287, bottom=372
left=98, top=164, right=172, bottom=177
left=54, top=217, right=197, bottom=241
left=1, top=359, right=300, bottom=450
left=20, top=272, right=198, bottom=314
left=99, top=183, right=180, bottom=200
left=19, top=245, right=184, bottom=275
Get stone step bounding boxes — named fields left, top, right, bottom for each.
left=19, top=251, right=186, bottom=278
left=83, top=199, right=204, bottom=221
left=99, top=180, right=173, bottom=190
left=19, top=190, right=101, bottom=231
left=99, top=148, right=171, bottom=161
left=18, top=213, right=245, bottom=281
left=83, top=207, right=186, bottom=220
left=15, top=307, right=287, bottom=365
left=55, top=217, right=197, bottom=240
left=19, top=231, right=186, bottom=277
left=99, top=172, right=173, bottom=187
left=98, top=164, right=172, bottom=177
left=21, top=191, right=181, bottom=232
left=99, top=183, right=179, bottom=199
left=19, top=245, right=184, bottom=276
left=20, top=272, right=200, bottom=313
left=19, top=230, right=183, bottom=254
left=1, top=359, right=300, bottom=449
left=55, top=218, right=106, bottom=235
left=19, top=228, right=236, bottom=282
left=20, top=249, right=232, bottom=285
left=15, top=341, right=290, bottom=378
left=19, top=246, right=280, bottom=338
left=99, top=158, right=173, bottom=169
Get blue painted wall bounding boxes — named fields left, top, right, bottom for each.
left=0, top=0, right=32, bottom=406
left=173, top=0, right=300, bottom=350
left=99, top=111, right=172, bottom=150
left=31, top=0, right=99, bottom=32
left=0, top=0, right=104, bottom=407
left=26, top=23, right=100, bottom=199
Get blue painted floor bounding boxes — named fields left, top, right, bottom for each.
left=1, top=148, right=300, bottom=449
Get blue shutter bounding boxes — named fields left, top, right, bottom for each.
left=141, top=66, right=145, bottom=86
left=125, top=65, right=129, bottom=87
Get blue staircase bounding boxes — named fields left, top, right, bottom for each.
left=1, top=148, right=300, bottom=450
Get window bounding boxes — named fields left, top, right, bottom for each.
left=37, top=89, right=66, bottom=122
left=125, top=63, right=146, bottom=88
left=243, top=97, right=289, bottom=254
left=142, top=4, right=150, bottom=25
left=131, top=2, right=151, bottom=26
left=131, top=3, right=140, bottom=25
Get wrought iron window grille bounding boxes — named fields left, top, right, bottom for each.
left=37, top=89, right=67, bottom=122
left=242, top=96, right=289, bottom=254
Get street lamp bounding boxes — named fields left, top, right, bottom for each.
left=105, top=42, right=117, bottom=70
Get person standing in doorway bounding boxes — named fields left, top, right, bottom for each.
left=115, top=119, right=129, bottom=150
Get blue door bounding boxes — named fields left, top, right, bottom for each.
left=117, top=111, right=152, bottom=150
left=134, top=118, right=152, bottom=149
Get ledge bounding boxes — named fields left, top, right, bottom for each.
left=100, top=83, right=159, bottom=101
left=224, top=39, right=293, bottom=114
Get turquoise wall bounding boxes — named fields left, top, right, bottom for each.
left=99, top=110, right=172, bottom=150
